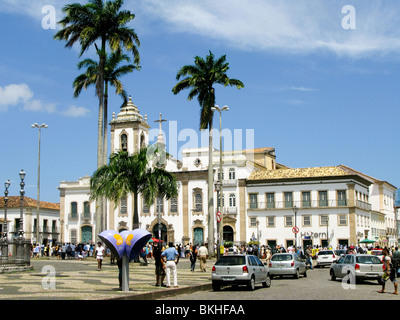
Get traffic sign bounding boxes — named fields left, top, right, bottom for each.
left=292, top=226, right=299, bottom=234
left=216, top=211, right=221, bottom=222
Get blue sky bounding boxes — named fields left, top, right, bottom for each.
left=1, top=0, right=400, bottom=203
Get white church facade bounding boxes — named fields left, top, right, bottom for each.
left=58, top=98, right=398, bottom=249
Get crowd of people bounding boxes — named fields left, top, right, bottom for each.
left=28, top=239, right=400, bottom=292
left=30, top=242, right=96, bottom=260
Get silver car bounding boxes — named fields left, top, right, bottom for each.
left=211, top=254, right=271, bottom=291
left=269, top=253, right=307, bottom=279
left=329, top=254, right=384, bottom=284
left=316, top=250, right=336, bottom=267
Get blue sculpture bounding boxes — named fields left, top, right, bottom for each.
left=98, top=229, right=152, bottom=291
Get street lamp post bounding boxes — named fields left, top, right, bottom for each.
left=31, top=123, right=48, bottom=245
left=211, top=105, right=229, bottom=258
left=214, top=180, right=221, bottom=260
left=18, top=170, right=26, bottom=238
left=325, top=215, right=329, bottom=248
left=293, top=205, right=298, bottom=249
left=2, top=180, right=10, bottom=261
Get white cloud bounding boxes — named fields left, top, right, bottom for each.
left=0, top=83, right=90, bottom=117
left=0, top=83, right=33, bottom=111
left=290, top=87, right=318, bottom=92
left=136, top=0, right=400, bottom=58
left=61, top=105, right=91, bottom=117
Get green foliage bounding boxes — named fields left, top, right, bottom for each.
left=224, top=241, right=234, bottom=248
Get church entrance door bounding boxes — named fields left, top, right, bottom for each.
left=81, top=226, right=92, bottom=244
left=193, top=227, right=203, bottom=246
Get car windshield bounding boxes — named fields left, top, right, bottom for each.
left=271, top=254, right=293, bottom=261
left=318, top=251, right=333, bottom=255
left=215, top=256, right=246, bottom=266
left=356, top=256, right=382, bottom=264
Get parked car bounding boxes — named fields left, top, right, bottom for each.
left=316, top=250, right=336, bottom=267
left=211, top=254, right=271, bottom=291
left=330, top=254, right=384, bottom=284
left=333, top=249, right=346, bottom=261
left=269, top=253, right=307, bottom=279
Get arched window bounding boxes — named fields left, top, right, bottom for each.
left=121, top=133, right=128, bottom=151
left=229, top=194, right=236, bottom=207
left=83, top=201, right=90, bottom=218
left=229, top=168, right=236, bottom=180
left=120, top=197, right=127, bottom=215
left=71, top=202, right=77, bottom=218
left=195, top=193, right=202, bottom=212
left=140, top=133, right=146, bottom=149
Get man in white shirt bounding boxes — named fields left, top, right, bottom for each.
left=198, top=243, right=208, bottom=272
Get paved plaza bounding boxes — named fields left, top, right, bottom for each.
left=0, top=257, right=212, bottom=300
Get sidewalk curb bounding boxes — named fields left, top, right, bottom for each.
left=108, top=283, right=213, bottom=300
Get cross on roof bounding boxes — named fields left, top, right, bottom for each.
left=154, top=113, right=167, bottom=135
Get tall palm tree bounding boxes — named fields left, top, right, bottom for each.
left=90, top=149, right=178, bottom=229
left=54, top=0, right=140, bottom=236
left=172, top=51, right=244, bottom=255
left=73, top=49, right=137, bottom=162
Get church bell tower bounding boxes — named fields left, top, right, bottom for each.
left=109, top=96, right=150, bottom=154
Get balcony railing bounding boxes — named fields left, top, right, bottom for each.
left=32, top=227, right=60, bottom=234
left=222, top=179, right=237, bottom=187
left=223, top=206, right=238, bottom=215
left=248, top=199, right=371, bottom=211
left=68, top=212, right=92, bottom=220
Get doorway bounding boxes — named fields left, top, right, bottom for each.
left=223, top=226, right=234, bottom=242
left=193, top=227, right=204, bottom=246
left=153, top=223, right=167, bottom=243
left=81, top=226, right=92, bottom=244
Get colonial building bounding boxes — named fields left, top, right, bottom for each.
left=58, top=97, right=398, bottom=249
left=0, top=196, right=60, bottom=245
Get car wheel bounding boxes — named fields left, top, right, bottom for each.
left=294, top=269, right=300, bottom=279
left=212, top=281, right=221, bottom=291
left=330, top=269, right=336, bottom=281
left=247, top=276, right=256, bottom=291
left=263, top=274, right=271, bottom=288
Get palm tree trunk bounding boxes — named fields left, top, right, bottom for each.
left=95, top=38, right=106, bottom=240
left=103, top=83, right=108, bottom=231
left=133, top=191, right=139, bottom=229
left=208, top=121, right=215, bottom=256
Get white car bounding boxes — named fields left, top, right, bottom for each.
left=316, top=250, right=336, bottom=268
left=211, top=254, right=271, bottom=291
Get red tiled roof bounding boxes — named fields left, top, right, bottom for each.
left=0, top=196, right=59, bottom=210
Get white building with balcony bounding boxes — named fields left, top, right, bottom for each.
left=246, top=166, right=374, bottom=249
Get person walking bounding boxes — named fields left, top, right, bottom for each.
left=198, top=243, right=208, bottom=272
left=153, top=244, right=166, bottom=287
left=378, top=247, right=398, bottom=295
left=392, top=247, right=400, bottom=278
left=265, top=246, right=272, bottom=264
left=306, top=246, right=313, bottom=270
left=189, top=247, right=197, bottom=271
left=95, top=241, right=105, bottom=271
left=161, top=242, right=179, bottom=287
